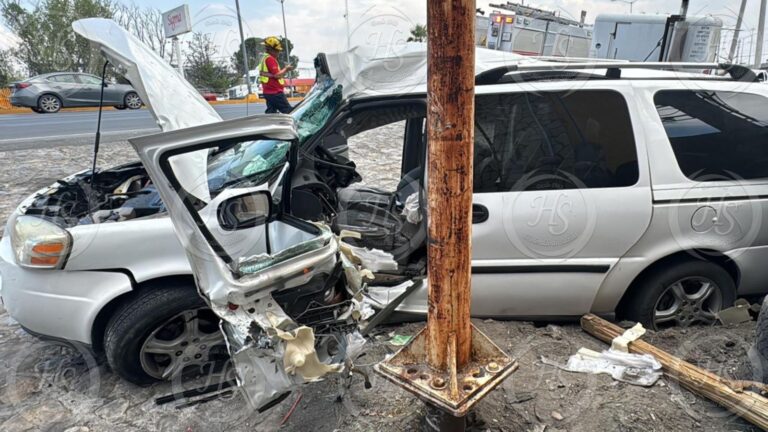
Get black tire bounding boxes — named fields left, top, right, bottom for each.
left=30, top=107, right=42, bottom=113
left=622, top=260, right=736, bottom=330
left=114, top=105, right=127, bottom=110
left=104, top=281, right=217, bottom=385
left=124, top=92, right=142, bottom=110
left=38, top=94, right=62, bottom=113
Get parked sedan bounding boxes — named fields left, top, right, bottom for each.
left=9, top=72, right=143, bottom=113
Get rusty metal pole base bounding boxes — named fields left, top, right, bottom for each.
left=374, top=324, right=518, bottom=418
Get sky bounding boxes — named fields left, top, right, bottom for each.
left=1, top=0, right=765, bottom=71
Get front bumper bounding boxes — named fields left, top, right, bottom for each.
left=0, top=235, right=134, bottom=345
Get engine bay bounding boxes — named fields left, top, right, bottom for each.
left=22, top=162, right=164, bottom=227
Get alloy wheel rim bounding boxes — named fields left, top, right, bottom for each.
left=139, top=308, right=226, bottom=380
left=40, top=96, right=60, bottom=112
left=126, top=94, right=141, bottom=109
left=653, top=276, right=723, bottom=329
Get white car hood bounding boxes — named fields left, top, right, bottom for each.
left=72, top=18, right=219, bottom=202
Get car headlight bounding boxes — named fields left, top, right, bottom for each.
left=10, top=216, right=72, bottom=269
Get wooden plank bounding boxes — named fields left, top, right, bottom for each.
left=581, top=314, right=768, bottom=429
left=425, top=0, right=476, bottom=371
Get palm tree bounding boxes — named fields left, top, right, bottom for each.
left=407, top=24, right=427, bottom=43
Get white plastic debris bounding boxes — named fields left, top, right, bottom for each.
left=401, top=192, right=422, bottom=224
left=611, top=323, right=646, bottom=353
left=542, top=348, right=662, bottom=387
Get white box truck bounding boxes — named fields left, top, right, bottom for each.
left=591, top=14, right=722, bottom=62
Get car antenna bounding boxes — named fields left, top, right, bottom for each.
left=87, top=60, right=109, bottom=215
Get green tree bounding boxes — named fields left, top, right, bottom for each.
left=185, top=32, right=235, bottom=93
left=0, top=0, right=114, bottom=75
left=407, top=24, right=427, bottom=43
left=231, top=36, right=299, bottom=80
left=0, top=49, right=18, bottom=86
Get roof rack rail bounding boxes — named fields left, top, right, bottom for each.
left=475, top=62, right=757, bottom=85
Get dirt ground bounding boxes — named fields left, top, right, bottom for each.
left=0, top=137, right=764, bottom=431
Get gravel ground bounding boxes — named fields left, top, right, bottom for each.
left=0, top=127, right=763, bottom=431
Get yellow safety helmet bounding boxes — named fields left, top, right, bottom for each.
left=262, top=36, right=283, bottom=51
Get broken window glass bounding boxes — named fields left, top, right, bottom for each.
left=206, top=140, right=291, bottom=196
left=291, top=76, right=343, bottom=143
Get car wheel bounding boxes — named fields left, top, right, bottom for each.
left=30, top=107, right=43, bottom=113
left=38, top=94, right=62, bottom=113
left=623, top=260, right=735, bottom=330
left=104, top=282, right=228, bottom=385
left=114, top=105, right=127, bottom=110
left=124, top=92, right=142, bottom=110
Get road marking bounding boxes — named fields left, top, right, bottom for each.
left=0, top=128, right=158, bottom=144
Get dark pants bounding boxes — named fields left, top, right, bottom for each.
left=264, top=93, right=293, bottom=114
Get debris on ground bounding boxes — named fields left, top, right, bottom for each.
left=582, top=313, right=768, bottom=430
left=719, top=299, right=755, bottom=326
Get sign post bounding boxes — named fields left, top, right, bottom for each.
left=375, top=0, right=517, bottom=430
left=162, top=5, right=193, bottom=78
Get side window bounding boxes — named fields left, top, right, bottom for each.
left=654, top=90, right=768, bottom=181
left=473, top=90, right=639, bottom=193
left=48, top=75, right=77, bottom=83
left=78, top=75, right=103, bottom=85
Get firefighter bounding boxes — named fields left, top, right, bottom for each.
left=258, top=36, right=294, bottom=114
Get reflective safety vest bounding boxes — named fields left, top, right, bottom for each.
left=258, top=54, right=285, bottom=85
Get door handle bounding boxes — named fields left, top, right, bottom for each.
left=472, top=204, right=489, bottom=224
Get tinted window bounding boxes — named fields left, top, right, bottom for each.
left=48, top=75, right=77, bottom=83
left=655, top=90, right=768, bottom=181
left=474, top=90, right=638, bottom=192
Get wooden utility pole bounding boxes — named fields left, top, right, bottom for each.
left=376, top=1, right=517, bottom=430
left=425, top=0, right=475, bottom=373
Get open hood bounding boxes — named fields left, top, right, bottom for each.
left=72, top=18, right=220, bottom=201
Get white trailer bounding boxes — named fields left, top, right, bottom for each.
left=592, top=14, right=722, bottom=62
left=477, top=3, right=592, bottom=58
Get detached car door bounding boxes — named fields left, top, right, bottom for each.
left=469, top=84, right=653, bottom=317
left=130, top=114, right=361, bottom=411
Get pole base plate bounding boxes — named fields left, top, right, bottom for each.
left=374, top=324, right=518, bottom=417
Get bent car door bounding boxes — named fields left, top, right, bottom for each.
left=131, top=115, right=373, bottom=410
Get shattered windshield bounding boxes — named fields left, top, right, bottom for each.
left=206, top=77, right=342, bottom=195
left=291, top=76, right=343, bottom=143
left=207, top=140, right=291, bottom=195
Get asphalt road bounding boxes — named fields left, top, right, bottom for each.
left=0, top=103, right=267, bottom=151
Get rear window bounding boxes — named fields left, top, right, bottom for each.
left=655, top=90, right=768, bottom=181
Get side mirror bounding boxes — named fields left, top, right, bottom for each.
left=217, top=191, right=273, bottom=231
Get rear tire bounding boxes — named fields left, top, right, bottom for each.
left=38, top=94, right=61, bottom=113
left=104, top=282, right=226, bottom=385
left=114, top=105, right=127, bottom=110
left=30, top=107, right=42, bottom=113
left=124, top=92, right=142, bottom=110
left=622, top=260, right=735, bottom=330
